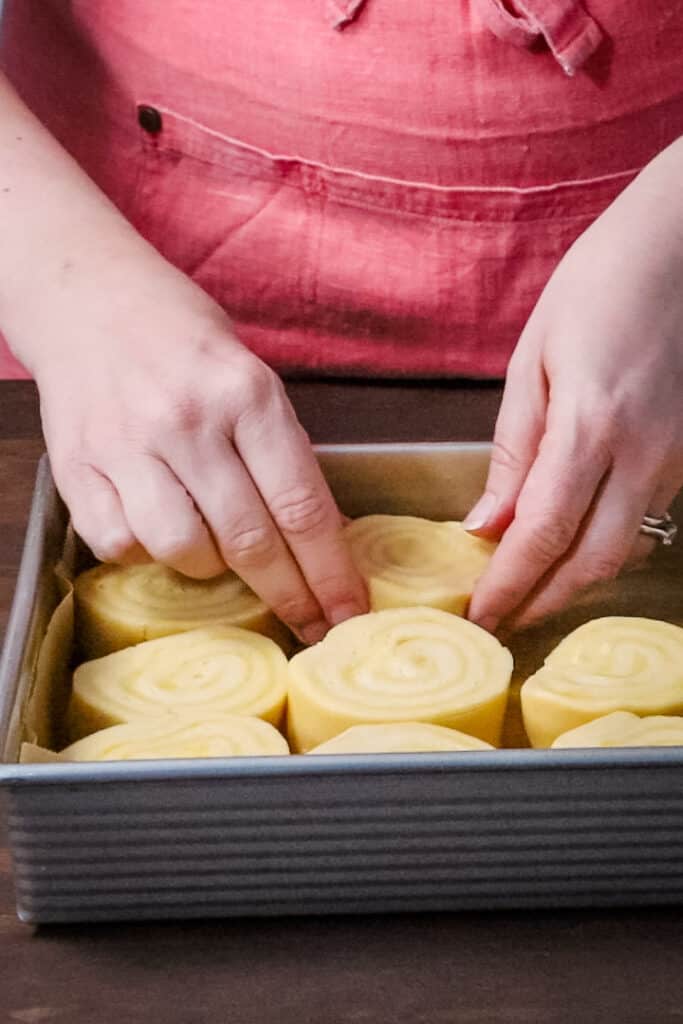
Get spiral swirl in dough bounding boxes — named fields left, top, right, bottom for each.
left=69, top=625, right=290, bottom=740
left=60, top=713, right=290, bottom=762
left=552, top=711, right=683, bottom=749
left=521, top=617, right=683, bottom=747
left=345, top=515, right=495, bottom=615
left=74, top=562, right=288, bottom=659
left=287, top=607, right=512, bottom=752
left=308, top=722, right=494, bottom=755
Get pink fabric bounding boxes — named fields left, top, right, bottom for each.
left=476, top=0, right=603, bottom=74
left=1, top=1, right=683, bottom=380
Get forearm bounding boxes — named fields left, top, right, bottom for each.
left=638, top=135, right=683, bottom=195
left=618, top=135, right=683, bottom=246
left=0, top=74, right=165, bottom=374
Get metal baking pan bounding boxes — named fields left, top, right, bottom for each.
left=1, top=446, right=683, bottom=924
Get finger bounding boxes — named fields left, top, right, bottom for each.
left=508, top=461, right=681, bottom=629
left=108, top=455, right=226, bottom=579
left=623, top=533, right=656, bottom=572
left=463, top=346, right=547, bottom=540
left=506, top=462, right=655, bottom=628
left=168, top=437, right=330, bottom=644
left=467, top=411, right=612, bottom=631
left=233, top=388, right=368, bottom=626
left=57, top=463, right=149, bottom=564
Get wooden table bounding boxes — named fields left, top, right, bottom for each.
left=2, top=380, right=682, bottom=1024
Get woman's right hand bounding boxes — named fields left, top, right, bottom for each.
left=32, top=259, right=367, bottom=644
left=0, top=76, right=366, bottom=644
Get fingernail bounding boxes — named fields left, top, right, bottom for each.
left=329, top=601, right=364, bottom=626
left=462, top=492, right=497, bottom=532
left=299, top=620, right=329, bottom=646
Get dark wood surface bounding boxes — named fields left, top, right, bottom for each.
left=2, top=380, right=682, bottom=1024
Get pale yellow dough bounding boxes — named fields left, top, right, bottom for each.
left=521, top=616, right=683, bottom=748
left=68, top=625, right=290, bottom=740
left=60, top=713, right=290, bottom=762
left=287, top=607, right=512, bottom=752
left=345, top=515, right=495, bottom=615
left=552, top=711, right=683, bottom=749
left=74, top=562, right=288, bottom=658
left=308, top=722, right=495, bottom=755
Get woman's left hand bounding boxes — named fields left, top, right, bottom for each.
left=465, top=138, right=683, bottom=633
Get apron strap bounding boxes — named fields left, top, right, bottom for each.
left=476, top=0, right=604, bottom=75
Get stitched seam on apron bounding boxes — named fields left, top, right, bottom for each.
left=320, top=194, right=607, bottom=225
left=153, top=107, right=642, bottom=197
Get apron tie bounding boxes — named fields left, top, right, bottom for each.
left=476, top=0, right=603, bottom=75
left=327, top=0, right=369, bottom=30
left=327, top=0, right=602, bottom=74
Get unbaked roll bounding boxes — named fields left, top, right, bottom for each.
left=68, top=625, right=290, bottom=740
left=552, top=711, right=683, bottom=749
left=60, top=713, right=290, bottom=761
left=308, top=722, right=495, bottom=755
left=521, top=616, right=683, bottom=748
left=287, top=607, right=512, bottom=752
left=345, top=515, right=495, bottom=615
left=74, top=562, right=288, bottom=658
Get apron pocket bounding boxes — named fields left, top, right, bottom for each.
left=130, top=103, right=641, bottom=376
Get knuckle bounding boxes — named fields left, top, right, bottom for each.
left=521, top=513, right=576, bottom=564
left=575, top=552, right=624, bottom=588
left=271, top=593, right=320, bottom=628
left=271, top=487, right=330, bottom=536
left=224, top=523, right=278, bottom=569
left=591, top=409, right=618, bottom=440
left=489, top=440, right=525, bottom=476
left=157, top=396, right=204, bottom=437
left=232, top=358, right=280, bottom=413
left=307, top=571, right=356, bottom=605
left=578, top=397, right=623, bottom=449
left=57, top=454, right=103, bottom=493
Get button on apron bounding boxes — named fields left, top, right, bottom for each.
left=137, top=104, right=162, bottom=134
left=0, top=1, right=682, bottom=380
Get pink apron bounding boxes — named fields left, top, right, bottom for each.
left=1, top=1, right=682, bottom=379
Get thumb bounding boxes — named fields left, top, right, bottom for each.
left=463, top=352, right=547, bottom=540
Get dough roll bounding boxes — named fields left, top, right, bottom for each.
left=552, top=711, right=683, bottom=749
left=74, top=562, right=289, bottom=658
left=345, top=515, right=495, bottom=615
left=308, top=722, right=495, bottom=755
left=521, top=616, right=683, bottom=748
left=287, top=607, right=513, bottom=752
left=60, top=713, right=290, bottom=762
left=69, top=625, right=290, bottom=740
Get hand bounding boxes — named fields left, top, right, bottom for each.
left=32, top=253, right=367, bottom=644
left=0, top=75, right=367, bottom=642
left=465, top=140, right=683, bottom=633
